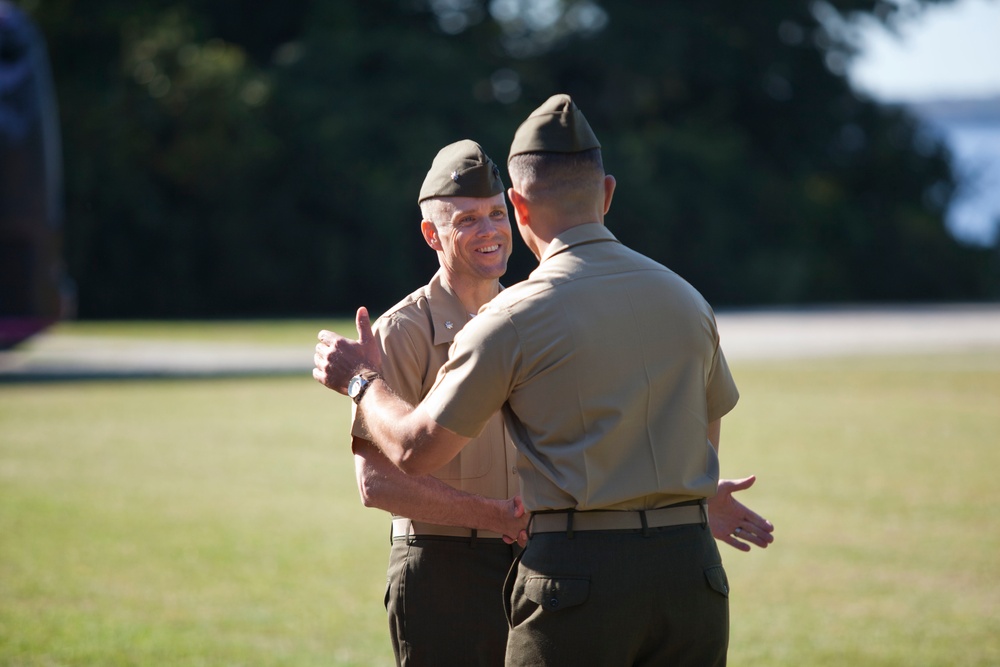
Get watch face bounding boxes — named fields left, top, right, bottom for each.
left=348, top=375, right=365, bottom=398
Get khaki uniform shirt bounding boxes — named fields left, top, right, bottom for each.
left=423, top=223, right=740, bottom=512
left=351, top=270, right=518, bottom=503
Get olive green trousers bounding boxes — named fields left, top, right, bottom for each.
left=504, top=523, right=729, bottom=666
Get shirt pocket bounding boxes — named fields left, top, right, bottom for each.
left=431, top=417, right=501, bottom=481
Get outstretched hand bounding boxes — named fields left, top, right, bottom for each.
left=313, top=307, right=382, bottom=394
left=708, top=475, right=775, bottom=552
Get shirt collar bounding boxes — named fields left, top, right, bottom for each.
left=539, top=223, right=620, bottom=264
left=427, top=269, right=502, bottom=347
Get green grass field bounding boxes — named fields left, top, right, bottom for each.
left=2, top=321, right=998, bottom=666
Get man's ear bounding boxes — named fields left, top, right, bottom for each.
left=602, top=174, right=616, bottom=215
left=420, top=219, right=441, bottom=250
left=508, top=187, right=529, bottom=227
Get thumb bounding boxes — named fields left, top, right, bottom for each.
left=513, top=496, right=526, bottom=518
left=355, top=306, right=382, bottom=369
left=356, top=306, right=374, bottom=345
left=725, top=475, right=757, bottom=492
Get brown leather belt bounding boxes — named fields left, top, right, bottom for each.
left=529, top=502, right=706, bottom=536
left=391, top=518, right=505, bottom=541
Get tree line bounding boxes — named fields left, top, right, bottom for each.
left=23, top=0, right=999, bottom=318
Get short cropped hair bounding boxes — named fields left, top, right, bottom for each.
left=419, top=198, right=453, bottom=226
left=508, top=148, right=604, bottom=199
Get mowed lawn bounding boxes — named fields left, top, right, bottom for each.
left=1, top=320, right=998, bottom=666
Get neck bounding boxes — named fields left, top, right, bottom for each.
left=511, top=174, right=615, bottom=261
left=440, top=273, right=501, bottom=315
left=524, top=213, right=601, bottom=261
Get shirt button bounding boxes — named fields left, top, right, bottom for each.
left=548, top=598, right=559, bottom=608
left=511, top=466, right=518, bottom=475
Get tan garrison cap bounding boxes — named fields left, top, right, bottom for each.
left=508, top=93, right=601, bottom=162
left=417, top=140, right=504, bottom=204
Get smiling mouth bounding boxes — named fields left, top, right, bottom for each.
left=477, top=245, right=501, bottom=254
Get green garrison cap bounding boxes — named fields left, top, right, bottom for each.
left=508, top=93, right=601, bottom=163
left=417, top=140, right=504, bottom=204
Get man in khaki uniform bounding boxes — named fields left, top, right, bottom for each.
left=321, top=117, right=772, bottom=665
left=351, top=140, right=527, bottom=666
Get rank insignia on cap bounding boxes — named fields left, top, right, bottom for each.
left=417, top=140, right=506, bottom=204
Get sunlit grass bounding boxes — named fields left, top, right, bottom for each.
left=2, top=321, right=998, bottom=665
left=723, top=353, right=1000, bottom=666
left=1, top=373, right=393, bottom=666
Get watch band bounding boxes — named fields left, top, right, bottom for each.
left=352, top=370, right=382, bottom=405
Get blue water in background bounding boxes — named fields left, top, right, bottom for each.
left=929, top=119, right=1000, bottom=247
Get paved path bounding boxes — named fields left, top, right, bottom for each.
left=715, top=303, right=1000, bottom=360
left=0, top=334, right=312, bottom=381
left=1, top=304, right=999, bottom=381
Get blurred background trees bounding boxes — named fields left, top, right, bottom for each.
left=17, top=0, right=999, bottom=318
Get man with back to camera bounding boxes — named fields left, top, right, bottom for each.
left=332, top=125, right=773, bottom=666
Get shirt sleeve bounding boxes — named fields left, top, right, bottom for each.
left=706, top=341, right=740, bottom=422
left=422, top=308, right=519, bottom=439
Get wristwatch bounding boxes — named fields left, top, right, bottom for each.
left=347, top=370, right=381, bottom=405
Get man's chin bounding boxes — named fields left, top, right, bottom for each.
left=477, top=263, right=508, bottom=280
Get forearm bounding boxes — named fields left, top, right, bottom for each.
left=359, top=379, right=468, bottom=474
left=354, top=438, right=517, bottom=535
left=353, top=380, right=435, bottom=469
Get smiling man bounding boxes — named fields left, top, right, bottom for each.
left=348, top=140, right=528, bottom=667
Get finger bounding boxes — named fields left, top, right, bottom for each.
left=748, top=524, right=775, bottom=544
left=722, top=536, right=750, bottom=553
left=737, top=506, right=773, bottom=531
left=727, top=499, right=762, bottom=530
left=726, top=495, right=775, bottom=534
left=743, top=531, right=771, bottom=549
left=739, top=523, right=773, bottom=548
left=747, top=514, right=775, bottom=534
left=312, top=367, right=325, bottom=382
left=739, top=503, right=774, bottom=532
left=317, top=329, right=335, bottom=343
left=356, top=307, right=373, bottom=344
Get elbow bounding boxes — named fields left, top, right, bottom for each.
left=356, top=474, right=379, bottom=508
left=395, top=450, right=434, bottom=477
left=392, top=419, right=446, bottom=476
left=355, top=459, right=387, bottom=509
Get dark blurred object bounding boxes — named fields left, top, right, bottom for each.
left=0, top=1, right=72, bottom=349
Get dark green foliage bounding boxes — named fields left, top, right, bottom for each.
left=18, top=0, right=997, bottom=317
